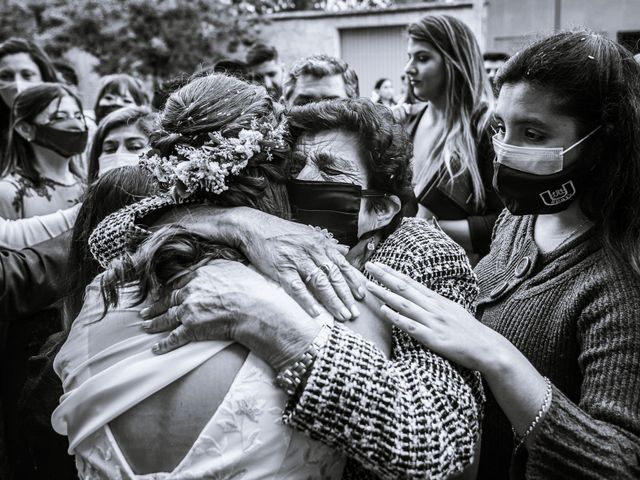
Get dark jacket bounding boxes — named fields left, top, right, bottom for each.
left=405, top=104, right=503, bottom=255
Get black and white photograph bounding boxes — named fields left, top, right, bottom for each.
left=1, top=0, right=639, bottom=478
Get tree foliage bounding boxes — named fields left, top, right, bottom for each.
left=0, top=0, right=265, bottom=79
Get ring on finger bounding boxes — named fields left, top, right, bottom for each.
left=170, top=289, right=182, bottom=307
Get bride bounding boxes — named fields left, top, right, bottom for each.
left=51, top=74, right=390, bottom=479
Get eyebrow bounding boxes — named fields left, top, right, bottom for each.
left=494, top=114, right=548, bottom=129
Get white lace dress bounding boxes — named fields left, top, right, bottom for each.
left=52, top=278, right=345, bottom=480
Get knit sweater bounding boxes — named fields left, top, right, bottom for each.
left=474, top=211, right=640, bottom=479
left=283, top=217, right=484, bottom=479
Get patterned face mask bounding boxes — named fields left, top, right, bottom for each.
left=491, top=127, right=601, bottom=215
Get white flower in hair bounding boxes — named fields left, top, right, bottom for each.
left=139, top=118, right=287, bottom=198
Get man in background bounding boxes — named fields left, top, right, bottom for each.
left=283, top=54, right=359, bottom=106
left=246, top=43, right=283, bottom=100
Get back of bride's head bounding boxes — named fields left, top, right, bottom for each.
left=148, top=73, right=290, bottom=219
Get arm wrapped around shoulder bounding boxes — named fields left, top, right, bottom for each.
left=283, top=218, right=483, bottom=479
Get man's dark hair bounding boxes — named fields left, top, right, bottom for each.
left=483, top=52, right=510, bottom=62
left=284, top=54, right=359, bottom=101
left=246, top=43, right=278, bottom=67
left=288, top=98, right=416, bottom=233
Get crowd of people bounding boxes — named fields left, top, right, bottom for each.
left=0, top=12, right=639, bottom=480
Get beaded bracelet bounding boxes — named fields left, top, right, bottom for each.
left=513, top=376, right=553, bottom=448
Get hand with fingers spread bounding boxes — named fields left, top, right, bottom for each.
left=155, top=205, right=365, bottom=322
left=141, top=259, right=321, bottom=371
left=365, top=261, right=507, bottom=372
left=228, top=208, right=365, bottom=322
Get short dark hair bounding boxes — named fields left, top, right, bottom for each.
left=288, top=98, right=415, bottom=234
left=497, top=30, right=640, bottom=274
left=483, top=52, right=510, bottom=62
left=374, top=78, right=391, bottom=90
left=284, top=54, right=359, bottom=101
left=246, top=43, right=278, bottom=67
left=53, top=60, right=78, bottom=86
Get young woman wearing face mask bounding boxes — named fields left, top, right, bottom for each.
left=86, top=105, right=156, bottom=183
left=0, top=37, right=59, bottom=164
left=0, top=83, right=87, bottom=220
left=402, top=15, right=503, bottom=264
left=92, top=74, right=150, bottom=125
left=365, top=31, right=640, bottom=479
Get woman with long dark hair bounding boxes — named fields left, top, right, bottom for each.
left=402, top=15, right=502, bottom=262
left=367, top=30, right=640, bottom=479
left=0, top=37, right=59, bottom=163
left=0, top=83, right=87, bottom=219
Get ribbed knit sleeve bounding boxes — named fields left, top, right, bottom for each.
left=282, top=218, right=484, bottom=479
left=525, top=263, right=640, bottom=479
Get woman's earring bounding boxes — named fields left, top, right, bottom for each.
left=367, top=238, right=376, bottom=251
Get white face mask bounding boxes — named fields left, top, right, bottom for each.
left=98, top=152, right=141, bottom=176
left=492, top=126, right=601, bottom=175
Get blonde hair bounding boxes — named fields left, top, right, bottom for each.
left=409, top=14, right=494, bottom=208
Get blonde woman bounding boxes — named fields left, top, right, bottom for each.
left=402, top=14, right=502, bottom=262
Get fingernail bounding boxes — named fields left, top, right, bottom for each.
left=310, top=304, right=321, bottom=317
left=140, top=308, right=151, bottom=319
left=350, top=305, right=360, bottom=318
left=141, top=320, right=152, bottom=330
left=356, top=286, right=366, bottom=299
left=365, top=281, right=377, bottom=291
left=152, top=343, right=160, bottom=353
left=339, top=306, right=352, bottom=321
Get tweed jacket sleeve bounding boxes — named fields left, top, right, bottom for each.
left=282, top=218, right=484, bottom=480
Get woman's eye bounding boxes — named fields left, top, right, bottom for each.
left=122, top=98, right=134, bottom=104
left=0, top=72, right=12, bottom=82
left=22, top=71, right=35, bottom=80
left=126, top=141, right=146, bottom=151
left=102, top=145, right=117, bottom=154
left=417, top=56, right=430, bottom=62
left=524, top=129, right=545, bottom=142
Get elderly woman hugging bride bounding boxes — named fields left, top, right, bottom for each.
left=52, top=73, right=483, bottom=479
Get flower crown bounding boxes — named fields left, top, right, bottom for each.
left=139, top=119, right=287, bottom=198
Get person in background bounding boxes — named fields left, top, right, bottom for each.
left=283, top=54, right=359, bottom=106
left=483, top=52, right=510, bottom=90
left=0, top=38, right=59, bottom=166
left=371, top=77, right=396, bottom=107
left=368, top=31, right=640, bottom=479
left=52, top=60, right=79, bottom=93
left=92, top=73, right=150, bottom=124
left=86, top=106, right=156, bottom=183
left=0, top=83, right=86, bottom=220
left=402, top=14, right=502, bottom=263
left=246, top=43, right=283, bottom=100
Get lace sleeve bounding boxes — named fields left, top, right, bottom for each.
left=282, top=218, right=484, bottom=479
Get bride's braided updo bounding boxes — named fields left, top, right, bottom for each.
left=152, top=73, right=290, bottom=217
left=98, top=74, right=292, bottom=309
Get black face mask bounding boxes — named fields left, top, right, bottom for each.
left=95, top=104, right=123, bottom=124
left=492, top=156, right=590, bottom=215
left=287, top=179, right=388, bottom=247
left=32, top=123, right=88, bottom=158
